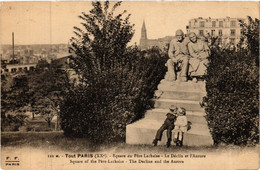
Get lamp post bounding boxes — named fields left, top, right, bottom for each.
left=56, top=105, right=60, bottom=131
left=28, top=103, right=34, bottom=119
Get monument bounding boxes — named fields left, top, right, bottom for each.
left=127, top=29, right=213, bottom=146
left=126, top=79, right=214, bottom=146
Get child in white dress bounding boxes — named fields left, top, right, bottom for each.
left=172, top=107, right=188, bottom=146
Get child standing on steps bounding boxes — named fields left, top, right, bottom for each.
left=173, top=107, right=188, bottom=146
left=152, top=105, right=178, bottom=147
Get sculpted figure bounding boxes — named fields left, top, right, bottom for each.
left=166, top=29, right=189, bottom=82
left=188, top=32, right=210, bottom=82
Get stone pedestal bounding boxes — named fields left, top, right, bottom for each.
left=126, top=79, right=214, bottom=146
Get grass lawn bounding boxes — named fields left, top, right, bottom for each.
left=1, top=132, right=258, bottom=153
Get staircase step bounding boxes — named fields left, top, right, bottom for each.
left=155, top=90, right=206, bottom=101
left=154, top=99, right=204, bottom=112
left=129, top=118, right=210, bottom=135
left=147, top=108, right=206, bottom=116
left=157, top=80, right=206, bottom=93
left=145, top=109, right=207, bottom=124
left=126, top=119, right=213, bottom=146
left=126, top=79, right=214, bottom=147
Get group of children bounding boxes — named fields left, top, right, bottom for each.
left=152, top=105, right=188, bottom=147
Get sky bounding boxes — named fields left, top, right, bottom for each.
left=0, top=1, right=259, bottom=46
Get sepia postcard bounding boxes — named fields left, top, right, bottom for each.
left=1, top=1, right=259, bottom=170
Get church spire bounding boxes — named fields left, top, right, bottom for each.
left=140, top=20, right=147, bottom=40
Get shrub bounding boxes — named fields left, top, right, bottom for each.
left=203, top=17, right=259, bottom=145
left=1, top=114, right=28, bottom=132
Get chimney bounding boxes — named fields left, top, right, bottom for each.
left=12, top=32, right=15, bottom=61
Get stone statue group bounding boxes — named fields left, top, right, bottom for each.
left=165, top=29, right=211, bottom=82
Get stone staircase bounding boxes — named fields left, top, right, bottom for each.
left=126, top=79, right=214, bottom=146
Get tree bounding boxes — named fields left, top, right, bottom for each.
left=69, top=1, right=134, bottom=82
left=60, top=1, right=169, bottom=144
left=238, top=16, right=259, bottom=65
left=1, top=74, right=30, bottom=131
left=36, top=59, right=51, bottom=71
left=27, top=61, right=70, bottom=129
left=61, top=1, right=136, bottom=142
left=36, top=98, right=54, bottom=128
left=1, top=74, right=30, bottom=115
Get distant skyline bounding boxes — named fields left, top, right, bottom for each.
left=0, top=1, right=258, bottom=46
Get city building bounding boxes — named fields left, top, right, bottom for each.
left=186, top=17, right=246, bottom=46
left=139, top=17, right=246, bottom=50
left=5, top=63, right=37, bottom=73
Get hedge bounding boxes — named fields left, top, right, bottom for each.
left=203, top=46, right=259, bottom=145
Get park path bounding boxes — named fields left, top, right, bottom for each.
left=126, top=78, right=214, bottom=146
